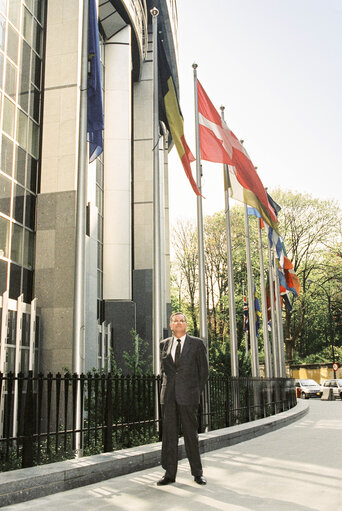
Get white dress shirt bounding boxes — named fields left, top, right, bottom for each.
left=170, top=334, right=186, bottom=361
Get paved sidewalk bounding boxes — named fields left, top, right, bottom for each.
left=3, top=399, right=342, bottom=511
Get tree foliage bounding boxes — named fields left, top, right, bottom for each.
left=171, top=189, right=342, bottom=374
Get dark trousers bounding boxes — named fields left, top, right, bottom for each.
left=161, top=400, right=202, bottom=478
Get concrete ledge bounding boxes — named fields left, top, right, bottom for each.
left=0, top=400, right=308, bottom=507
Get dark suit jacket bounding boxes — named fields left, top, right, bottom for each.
left=160, top=334, right=209, bottom=406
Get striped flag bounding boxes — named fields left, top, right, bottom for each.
left=158, top=37, right=200, bottom=195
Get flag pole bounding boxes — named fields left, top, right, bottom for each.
left=192, top=64, right=208, bottom=344
left=193, top=63, right=209, bottom=431
left=72, top=0, right=89, bottom=457
left=244, top=203, right=259, bottom=377
left=151, top=7, right=162, bottom=376
left=274, top=256, right=286, bottom=376
left=73, top=0, right=89, bottom=376
left=268, top=242, right=279, bottom=376
left=242, top=281, right=249, bottom=358
left=220, top=106, right=238, bottom=377
left=257, top=219, right=272, bottom=377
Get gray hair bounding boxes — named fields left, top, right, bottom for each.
left=169, top=312, right=187, bottom=323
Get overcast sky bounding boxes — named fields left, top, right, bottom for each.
left=168, top=0, right=342, bottom=225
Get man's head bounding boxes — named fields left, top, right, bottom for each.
left=169, top=312, right=187, bottom=338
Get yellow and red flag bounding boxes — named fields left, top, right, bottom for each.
left=158, top=38, right=200, bottom=196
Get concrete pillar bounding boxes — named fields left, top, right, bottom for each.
left=35, top=0, right=82, bottom=373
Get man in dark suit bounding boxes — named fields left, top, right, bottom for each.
left=157, top=312, right=209, bottom=486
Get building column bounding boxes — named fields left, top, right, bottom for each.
left=35, top=0, right=82, bottom=374
left=103, top=26, right=136, bottom=369
left=132, top=30, right=153, bottom=346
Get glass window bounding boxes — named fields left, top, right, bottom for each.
left=32, top=19, right=42, bottom=55
left=0, top=14, right=5, bottom=51
left=22, top=312, right=30, bottom=346
left=3, top=96, right=15, bottom=138
left=30, top=86, right=40, bottom=122
left=0, top=53, right=4, bottom=88
left=96, top=159, right=103, bottom=187
left=24, top=191, right=34, bottom=229
left=97, top=213, right=103, bottom=240
left=22, top=267, right=33, bottom=302
left=97, top=242, right=103, bottom=270
left=26, top=155, right=37, bottom=192
left=33, top=0, right=44, bottom=24
left=5, top=58, right=17, bottom=99
left=28, top=119, right=38, bottom=157
left=5, top=347, right=15, bottom=371
left=21, top=347, right=29, bottom=373
left=7, top=310, right=16, bottom=344
left=11, top=222, right=23, bottom=263
left=0, top=215, right=9, bottom=257
left=0, top=0, right=6, bottom=16
left=24, top=0, right=33, bottom=11
left=9, top=262, right=21, bottom=299
left=23, top=7, right=32, bottom=44
left=14, top=145, right=26, bottom=185
left=0, top=172, right=11, bottom=216
left=7, top=24, right=18, bottom=64
left=8, top=0, right=20, bottom=29
left=97, top=269, right=102, bottom=298
left=96, top=185, right=103, bottom=215
left=0, top=135, right=13, bottom=176
left=13, top=182, right=24, bottom=223
left=19, top=41, right=31, bottom=112
left=31, top=53, right=41, bottom=88
left=0, top=258, right=7, bottom=293
left=16, top=109, right=28, bottom=150
left=23, top=228, right=33, bottom=267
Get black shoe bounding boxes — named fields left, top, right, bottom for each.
left=157, top=475, right=175, bottom=486
left=194, top=475, right=207, bottom=485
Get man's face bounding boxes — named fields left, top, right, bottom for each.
left=170, top=314, right=187, bottom=338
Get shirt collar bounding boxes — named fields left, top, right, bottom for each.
left=173, top=334, right=186, bottom=343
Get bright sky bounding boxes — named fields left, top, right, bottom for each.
left=168, top=0, right=342, bottom=225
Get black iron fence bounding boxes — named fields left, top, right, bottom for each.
left=0, top=372, right=296, bottom=472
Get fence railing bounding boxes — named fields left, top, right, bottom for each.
left=0, top=372, right=296, bottom=472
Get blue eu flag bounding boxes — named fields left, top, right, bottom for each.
left=87, top=0, right=104, bottom=162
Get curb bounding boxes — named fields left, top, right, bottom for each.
left=0, top=400, right=309, bottom=507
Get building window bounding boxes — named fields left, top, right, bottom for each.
left=0, top=0, right=46, bottom=302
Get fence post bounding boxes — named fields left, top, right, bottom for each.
left=104, top=372, right=113, bottom=452
left=22, top=371, right=34, bottom=468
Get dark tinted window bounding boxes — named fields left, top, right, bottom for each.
left=22, top=267, right=33, bottom=301
left=14, top=145, right=26, bottom=185
left=0, top=172, right=11, bottom=216
left=24, top=190, right=35, bottom=229
left=9, top=262, right=21, bottom=299
left=13, top=183, right=25, bottom=223
left=0, top=258, right=7, bottom=293
left=19, top=41, right=31, bottom=111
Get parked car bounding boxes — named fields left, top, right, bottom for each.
left=295, top=379, right=322, bottom=399
left=321, top=379, right=342, bottom=400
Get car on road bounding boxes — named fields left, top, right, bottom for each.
left=295, top=379, right=322, bottom=399
left=321, top=379, right=342, bottom=400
